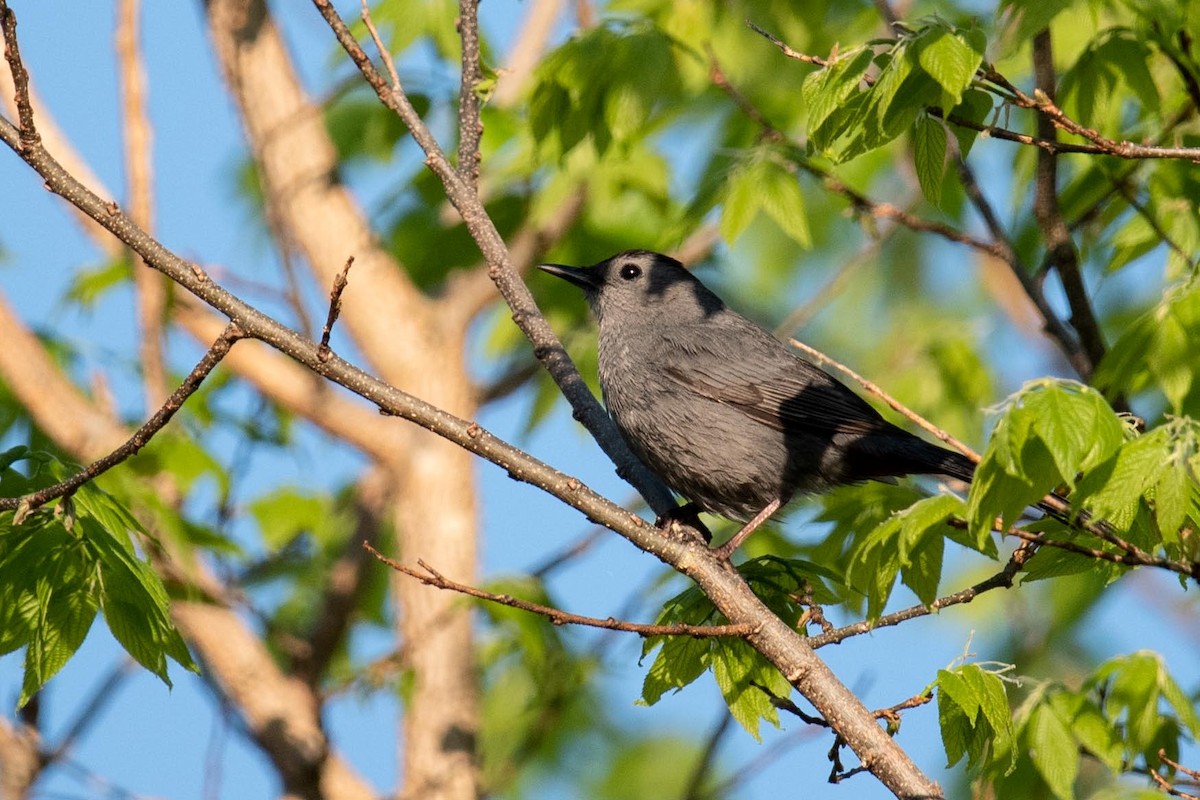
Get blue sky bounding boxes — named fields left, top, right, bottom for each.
left=1, top=2, right=1197, bottom=799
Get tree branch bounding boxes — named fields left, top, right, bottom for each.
left=370, top=547, right=757, bottom=638
left=808, top=543, right=1036, bottom=648
left=316, top=0, right=677, bottom=515
left=0, top=80, right=942, bottom=800
left=786, top=338, right=980, bottom=462
left=455, top=0, right=482, bottom=192
left=0, top=324, right=243, bottom=515
left=1030, top=30, right=1105, bottom=382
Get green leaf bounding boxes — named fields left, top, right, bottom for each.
left=710, top=639, right=788, bottom=741
left=969, top=380, right=1125, bottom=539
left=758, top=161, right=811, bottom=248
left=64, top=257, right=133, bottom=309
left=640, top=634, right=711, bottom=706
left=917, top=28, right=984, bottom=108
left=912, top=114, right=948, bottom=207
left=1027, top=703, right=1078, bottom=800
left=937, top=664, right=1016, bottom=774
left=803, top=48, right=875, bottom=144
left=719, top=160, right=762, bottom=246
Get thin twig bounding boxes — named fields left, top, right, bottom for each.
left=746, top=21, right=830, bottom=67
left=0, top=324, right=243, bottom=515
left=774, top=208, right=906, bottom=336
left=979, top=67, right=1200, bottom=162
left=1111, top=181, right=1199, bottom=272
left=707, top=55, right=1007, bottom=264
left=1152, top=747, right=1200, bottom=799
left=786, top=338, right=980, bottom=461
left=317, top=256, right=354, bottom=360
left=949, top=142, right=1090, bottom=379
left=809, top=542, right=1036, bottom=648
left=1002, top=526, right=1198, bottom=580
left=42, top=661, right=136, bottom=764
left=1160, top=749, right=1200, bottom=782
left=680, top=713, right=734, bottom=800
left=366, top=544, right=757, bottom=638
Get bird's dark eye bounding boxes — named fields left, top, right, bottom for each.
left=619, top=263, right=642, bottom=280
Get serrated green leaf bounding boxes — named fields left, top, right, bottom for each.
left=1027, top=703, right=1078, bottom=799
left=640, top=634, right=711, bottom=706
left=846, top=514, right=902, bottom=618
left=710, top=640, right=786, bottom=741
left=804, top=48, right=875, bottom=145
left=939, top=676, right=973, bottom=767
left=719, top=161, right=762, bottom=246
left=758, top=161, right=811, bottom=248
left=912, top=115, right=948, bottom=207
left=917, top=29, right=984, bottom=108
left=1152, top=460, right=1188, bottom=544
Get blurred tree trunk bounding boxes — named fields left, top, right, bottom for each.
left=203, top=1, right=482, bottom=798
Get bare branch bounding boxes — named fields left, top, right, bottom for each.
left=0, top=324, right=243, bottom=515
left=980, top=66, right=1200, bottom=162
left=455, top=0, right=483, bottom=192
left=1, top=0, right=37, bottom=144
left=1152, top=748, right=1200, bottom=799
left=746, top=22, right=831, bottom=67
left=1031, top=30, right=1105, bottom=382
left=369, top=546, right=756, bottom=638
left=810, top=543, right=1036, bottom=648
left=786, top=338, right=980, bottom=462
left=1003, top=526, right=1198, bottom=580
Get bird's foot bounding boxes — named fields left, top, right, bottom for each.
left=655, top=502, right=713, bottom=543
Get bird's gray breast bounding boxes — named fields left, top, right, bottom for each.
left=596, top=323, right=795, bottom=520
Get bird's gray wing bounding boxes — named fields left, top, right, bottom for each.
left=660, top=331, right=887, bottom=436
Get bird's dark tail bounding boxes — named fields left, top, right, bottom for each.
left=850, top=434, right=976, bottom=484
left=932, top=449, right=976, bottom=483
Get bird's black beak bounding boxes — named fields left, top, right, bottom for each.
left=538, top=263, right=601, bottom=291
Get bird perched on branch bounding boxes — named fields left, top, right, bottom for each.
left=540, top=249, right=976, bottom=558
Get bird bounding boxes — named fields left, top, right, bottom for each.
left=540, top=249, right=977, bottom=558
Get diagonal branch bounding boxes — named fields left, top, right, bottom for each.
left=808, top=543, right=1036, bottom=648
left=315, top=0, right=677, bottom=515
left=786, top=338, right=980, bottom=462
left=0, top=324, right=243, bottom=515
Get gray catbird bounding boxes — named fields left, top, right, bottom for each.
left=540, top=249, right=977, bottom=557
